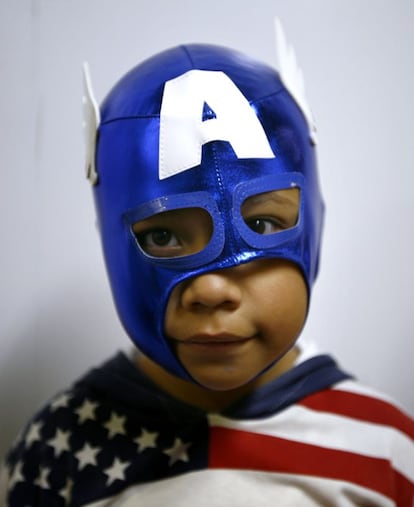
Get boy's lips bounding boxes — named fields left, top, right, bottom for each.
left=172, top=333, right=255, bottom=346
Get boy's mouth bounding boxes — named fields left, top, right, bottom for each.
left=171, top=333, right=254, bottom=347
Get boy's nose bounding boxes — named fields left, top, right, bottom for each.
left=180, top=270, right=242, bottom=311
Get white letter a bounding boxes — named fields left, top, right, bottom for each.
left=159, top=70, right=275, bottom=180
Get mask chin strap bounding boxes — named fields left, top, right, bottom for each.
left=82, top=62, right=100, bottom=185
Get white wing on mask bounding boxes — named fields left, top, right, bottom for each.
left=274, top=17, right=317, bottom=145
left=82, top=62, right=100, bottom=185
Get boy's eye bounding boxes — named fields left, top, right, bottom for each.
left=241, top=187, right=300, bottom=235
left=245, top=217, right=283, bottom=235
left=132, top=207, right=213, bottom=259
left=136, top=229, right=180, bottom=256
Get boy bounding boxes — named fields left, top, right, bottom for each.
left=1, top=24, right=414, bottom=506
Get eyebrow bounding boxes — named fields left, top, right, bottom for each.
left=132, top=207, right=213, bottom=233
left=243, top=189, right=299, bottom=209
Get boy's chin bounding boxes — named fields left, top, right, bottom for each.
left=181, top=346, right=298, bottom=394
left=189, top=369, right=260, bottom=393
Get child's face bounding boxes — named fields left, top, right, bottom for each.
left=164, top=257, right=307, bottom=390
left=133, top=187, right=307, bottom=389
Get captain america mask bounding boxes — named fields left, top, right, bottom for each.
left=88, top=43, right=324, bottom=381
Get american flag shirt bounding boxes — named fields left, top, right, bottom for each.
left=1, top=352, right=414, bottom=506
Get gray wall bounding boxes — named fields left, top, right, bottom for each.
left=1, top=0, right=413, bottom=460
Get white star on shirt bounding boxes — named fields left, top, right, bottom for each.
left=75, top=442, right=100, bottom=470
left=163, top=438, right=191, bottom=466
left=59, top=478, right=74, bottom=501
left=47, top=428, right=71, bottom=457
left=34, top=466, right=51, bottom=490
left=25, top=421, right=43, bottom=447
left=103, top=457, right=129, bottom=486
left=134, top=428, right=158, bottom=452
left=104, top=412, right=127, bottom=439
left=8, top=461, right=24, bottom=489
left=75, top=399, right=99, bottom=423
left=50, top=392, right=72, bottom=411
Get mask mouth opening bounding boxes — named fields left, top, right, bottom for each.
left=119, top=171, right=309, bottom=383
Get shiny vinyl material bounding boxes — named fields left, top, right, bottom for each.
left=94, top=44, right=324, bottom=380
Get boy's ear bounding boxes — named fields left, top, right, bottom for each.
left=274, top=17, right=317, bottom=145
left=82, top=62, right=100, bottom=186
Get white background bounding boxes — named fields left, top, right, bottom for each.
left=1, top=0, right=413, bottom=460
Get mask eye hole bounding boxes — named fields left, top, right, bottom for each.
left=132, top=207, right=213, bottom=258
left=241, top=187, right=300, bottom=236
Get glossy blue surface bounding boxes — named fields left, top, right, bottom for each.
left=94, top=44, right=324, bottom=380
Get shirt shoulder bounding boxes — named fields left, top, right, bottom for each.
left=209, top=376, right=414, bottom=504
left=2, top=352, right=208, bottom=506
left=300, top=378, right=414, bottom=440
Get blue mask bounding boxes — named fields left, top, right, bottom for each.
left=91, top=44, right=324, bottom=380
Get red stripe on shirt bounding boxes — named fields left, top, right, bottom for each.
left=395, top=470, right=414, bottom=506
left=298, top=388, right=414, bottom=440
left=208, top=427, right=411, bottom=501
